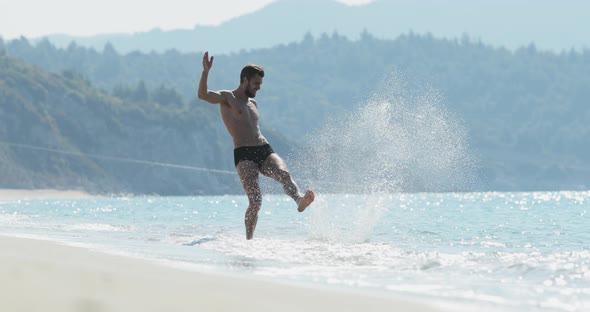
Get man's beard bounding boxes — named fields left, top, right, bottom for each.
left=245, top=86, right=256, bottom=98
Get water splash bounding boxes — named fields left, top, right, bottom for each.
left=291, top=73, right=477, bottom=242
left=307, top=194, right=390, bottom=243
left=296, top=73, right=476, bottom=194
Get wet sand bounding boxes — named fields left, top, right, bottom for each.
left=0, top=235, right=441, bottom=312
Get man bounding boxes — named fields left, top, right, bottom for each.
left=197, top=51, right=315, bottom=240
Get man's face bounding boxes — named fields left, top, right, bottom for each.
left=245, top=75, right=263, bottom=98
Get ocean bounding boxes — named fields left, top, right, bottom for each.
left=1, top=191, right=588, bottom=311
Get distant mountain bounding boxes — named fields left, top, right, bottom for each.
left=38, top=0, right=590, bottom=54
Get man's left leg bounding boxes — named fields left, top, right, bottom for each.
left=260, top=153, right=314, bottom=212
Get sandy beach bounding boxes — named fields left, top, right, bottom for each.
left=0, top=188, right=97, bottom=199
left=0, top=235, right=441, bottom=312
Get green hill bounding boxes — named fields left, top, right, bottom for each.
left=3, top=33, right=590, bottom=192
left=0, top=55, right=289, bottom=195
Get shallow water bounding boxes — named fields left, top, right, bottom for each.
left=1, top=191, right=589, bottom=311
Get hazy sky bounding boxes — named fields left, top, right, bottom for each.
left=0, top=0, right=372, bottom=39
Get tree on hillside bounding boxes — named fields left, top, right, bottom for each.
left=0, top=37, right=5, bottom=56
left=152, top=85, right=183, bottom=106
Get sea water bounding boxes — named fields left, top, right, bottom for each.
left=1, top=191, right=589, bottom=312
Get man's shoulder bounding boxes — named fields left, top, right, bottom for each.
left=219, top=90, right=234, bottom=96
left=216, top=90, right=234, bottom=104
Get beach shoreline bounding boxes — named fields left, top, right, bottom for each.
left=0, top=234, right=441, bottom=312
left=0, top=188, right=98, bottom=199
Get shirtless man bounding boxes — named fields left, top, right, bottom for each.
left=197, top=51, right=315, bottom=240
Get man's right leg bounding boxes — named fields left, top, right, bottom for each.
left=237, top=161, right=262, bottom=240
left=260, top=153, right=314, bottom=212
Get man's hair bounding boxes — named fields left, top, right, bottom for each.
left=240, top=64, right=264, bottom=83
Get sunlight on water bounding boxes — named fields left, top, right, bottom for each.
left=1, top=191, right=590, bottom=312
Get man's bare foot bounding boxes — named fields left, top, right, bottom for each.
left=297, top=190, right=315, bottom=212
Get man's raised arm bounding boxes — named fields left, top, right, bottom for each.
left=198, top=51, right=226, bottom=104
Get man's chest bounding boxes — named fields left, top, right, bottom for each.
left=232, top=101, right=259, bottom=120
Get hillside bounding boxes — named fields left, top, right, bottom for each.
left=0, top=56, right=295, bottom=195
left=3, top=33, right=590, bottom=192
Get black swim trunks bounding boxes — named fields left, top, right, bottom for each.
left=233, top=144, right=275, bottom=169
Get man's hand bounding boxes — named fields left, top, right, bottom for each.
left=198, top=51, right=225, bottom=104
left=203, top=51, right=214, bottom=72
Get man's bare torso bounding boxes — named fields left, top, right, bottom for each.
left=220, top=90, right=268, bottom=148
